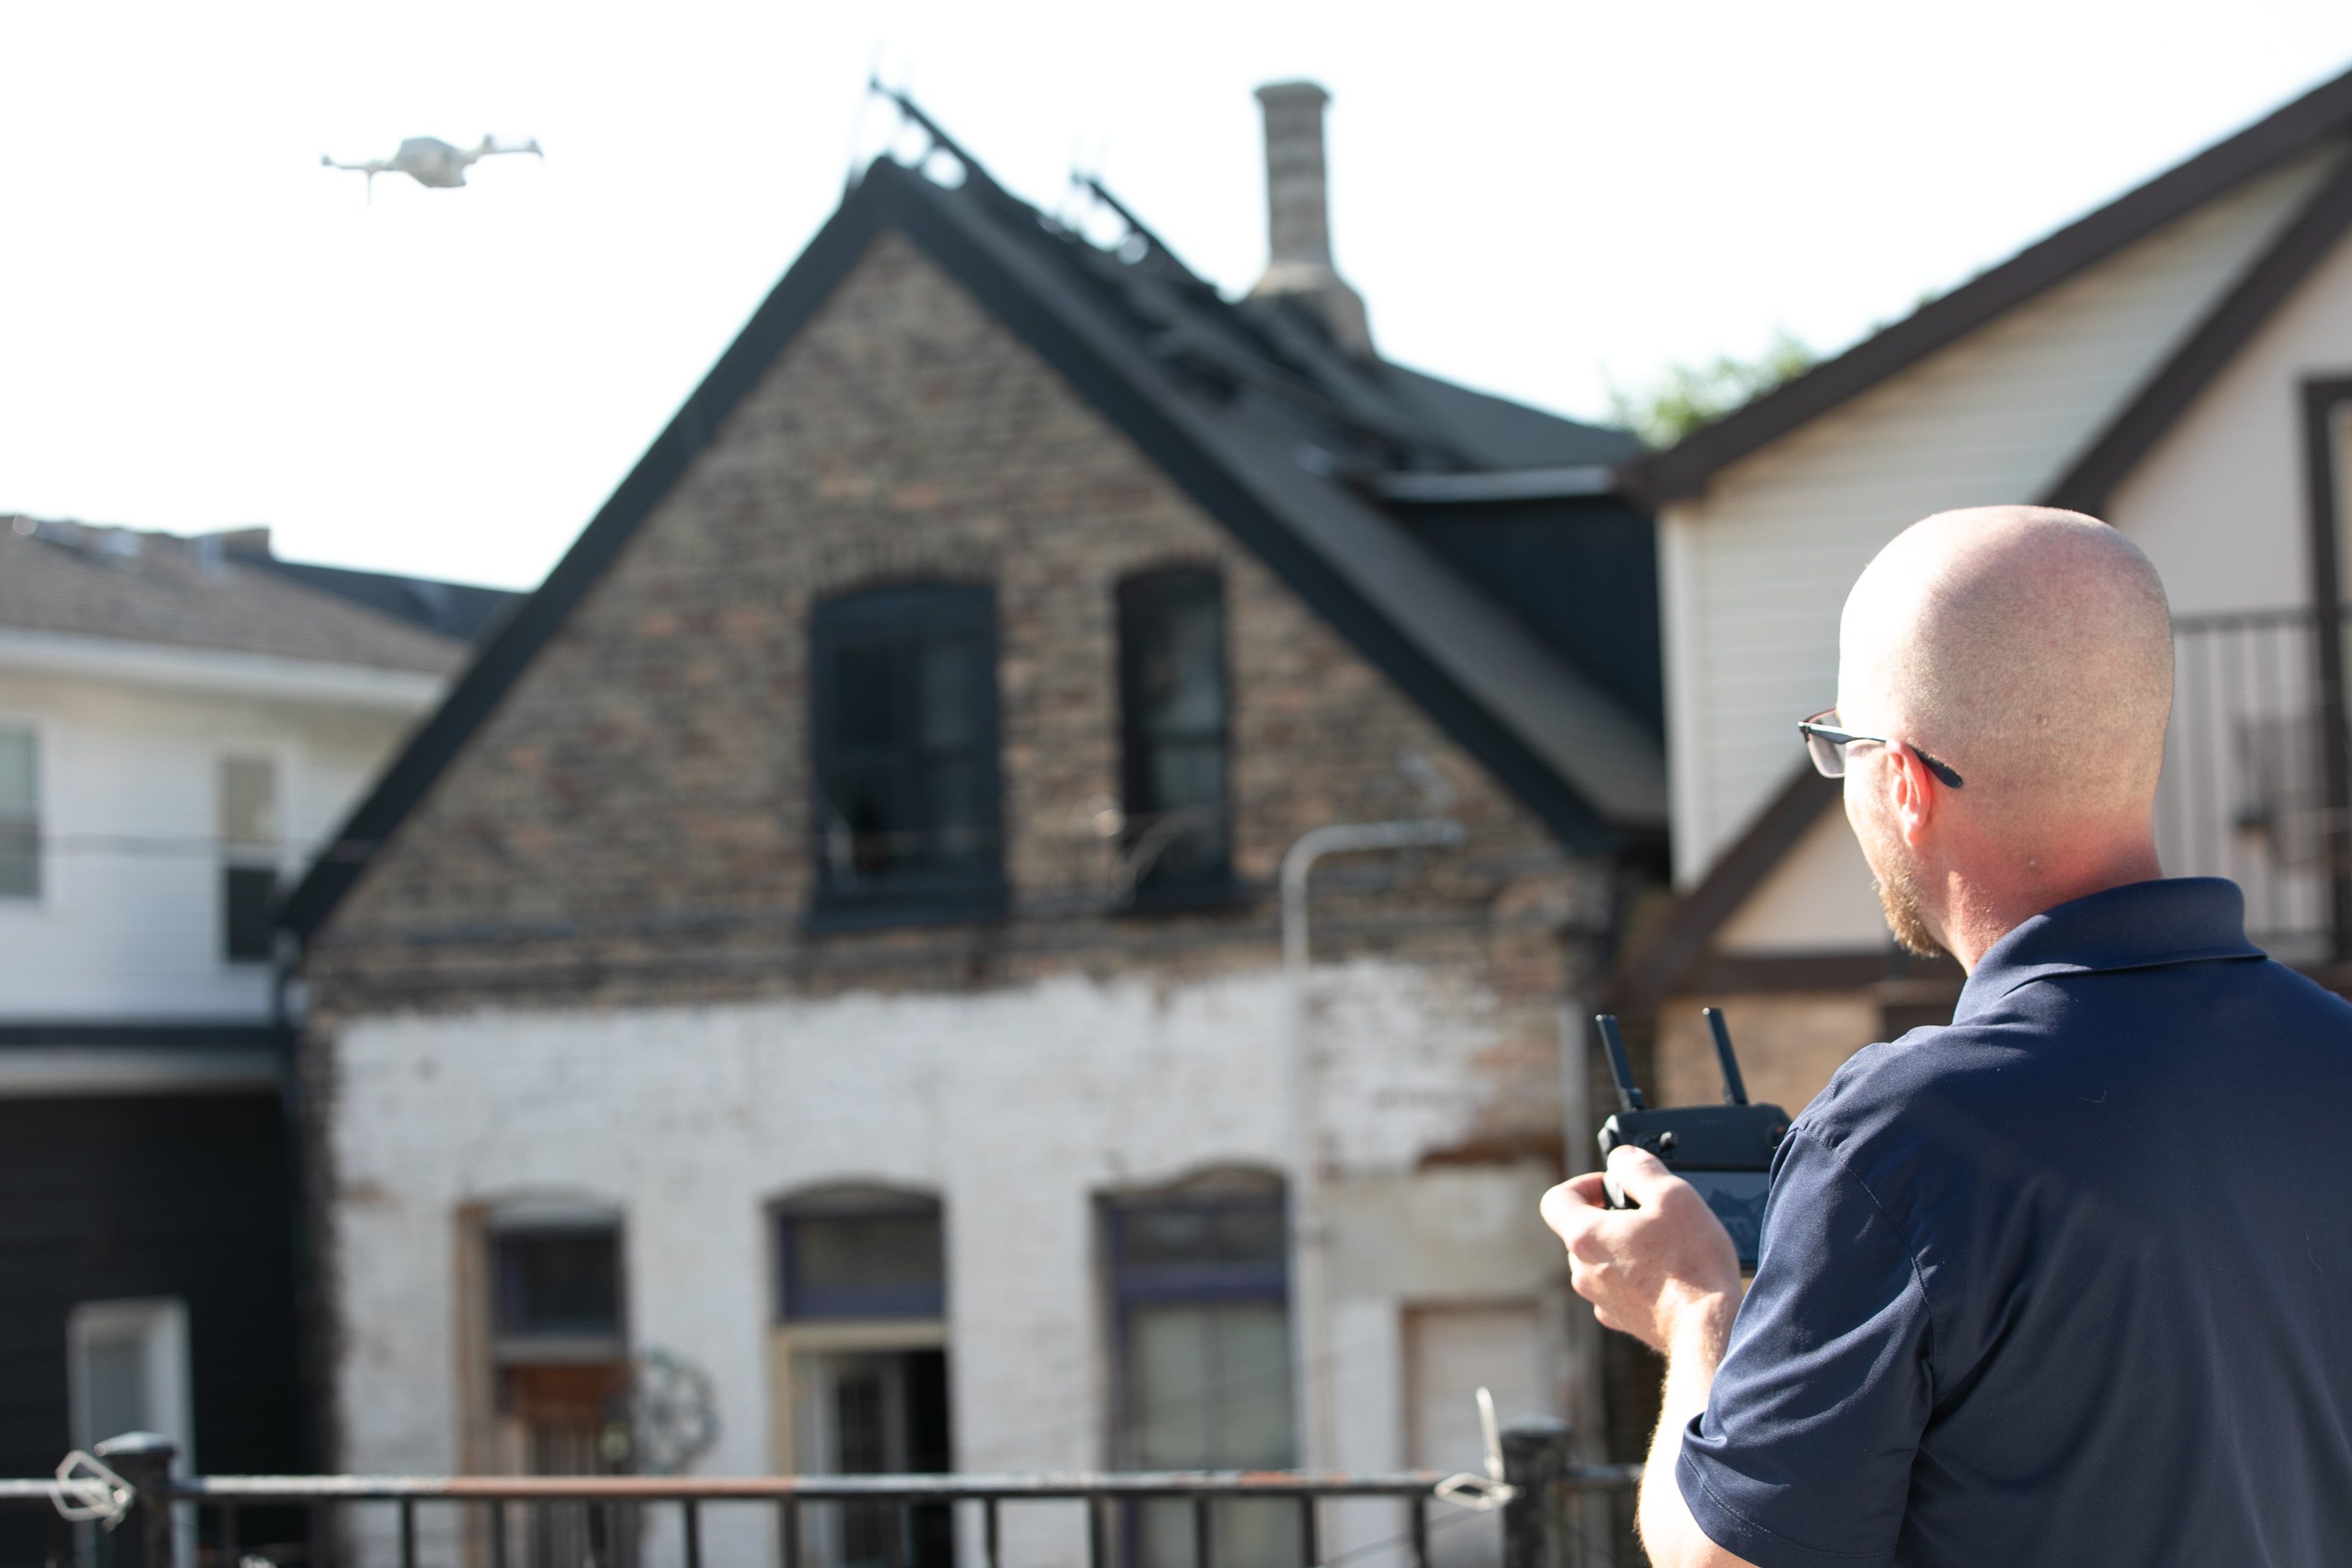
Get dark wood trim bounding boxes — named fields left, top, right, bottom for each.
left=2303, top=377, right=2352, bottom=957
left=2045, top=163, right=2352, bottom=514
left=1675, top=949, right=1962, bottom=997
left=1613, top=766, right=1842, bottom=1013
left=0, top=1021, right=280, bottom=1049
left=1625, top=69, right=2352, bottom=505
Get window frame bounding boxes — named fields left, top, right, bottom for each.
left=808, top=582, right=1007, bottom=929
left=1115, top=567, right=1236, bottom=909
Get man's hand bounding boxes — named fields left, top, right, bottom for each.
left=1541, top=1146, right=1742, bottom=1354
left=1544, top=1148, right=1755, bottom=1568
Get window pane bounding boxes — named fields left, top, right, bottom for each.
left=813, top=587, right=1000, bottom=898
left=784, top=1210, right=945, bottom=1319
left=917, top=638, right=981, bottom=750
left=834, top=644, right=898, bottom=749
left=1121, top=574, right=1228, bottom=891
left=496, top=1231, right=622, bottom=1338
left=223, top=865, right=277, bottom=962
left=1121, top=1203, right=1285, bottom=1269
left=218, top=755, right=277, bottom=846
left=1125, top=1301, right=1294, bottom=1466
left=83, top=1332, right=150, bottom=1443
left=0, top=730, right=34, bottom=814
left=0, top=823, right=35, bottom=899
left=925, top=757, right=990, bottom=869
left=1139, top=592, right=1226, bottom=740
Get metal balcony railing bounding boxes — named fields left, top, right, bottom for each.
left=2158, top=606, right=2352, bottom=964
left=6, top=1429, right=1640, bottom=1568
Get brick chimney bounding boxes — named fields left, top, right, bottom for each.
left=1249, top=81, right=1373, bottom=359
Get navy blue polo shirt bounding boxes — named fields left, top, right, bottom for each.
left=1680, top=878, right=2352, bottom=1568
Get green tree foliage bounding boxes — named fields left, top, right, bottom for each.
left=1609, top=330, right=1816, bottom=449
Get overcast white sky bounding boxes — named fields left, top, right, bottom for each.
left=6, top=2, right=2352, bottom=589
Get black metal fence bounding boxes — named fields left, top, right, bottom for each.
left=2161, top=607, right=2352, bottom=963
left=7, top=1427, right=1639, bottom=1568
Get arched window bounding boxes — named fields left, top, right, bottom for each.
left=1117, top=568, right=1231, bottom=900
left=810, top=584, right=1003, bottom=922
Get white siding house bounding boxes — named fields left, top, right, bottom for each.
left=0, top=516, right=503, bottom=1522
left=1620, top=64, right=2352, bottom=1112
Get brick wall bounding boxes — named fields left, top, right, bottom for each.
left=304, top=227, right=1620, bottom=1141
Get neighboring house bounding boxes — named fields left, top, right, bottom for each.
left=284, top=85, right=1665, bottom=1568
left=1615, top=64, right=2352, bottom=1116
left=0, top=517, right=510, bottom=1562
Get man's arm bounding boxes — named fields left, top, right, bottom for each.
left=1541, top=1149, right=1754, bottom=1568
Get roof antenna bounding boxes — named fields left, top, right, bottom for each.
left=845, top=49, right=884, bottom=192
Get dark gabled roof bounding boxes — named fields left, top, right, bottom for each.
left=282, top=120, right=1666, bottom=938
left=0, top=519, right=468, bottom=674
left=1627, top=61, right=2352, bottom=505
left=237, top=552, right=520, bottom=645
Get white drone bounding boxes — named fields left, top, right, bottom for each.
left=321, top=134, right=542, bottom=202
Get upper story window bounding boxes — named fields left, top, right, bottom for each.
left=218, top=755, right=279, bottom=963
left=811, top=584, right=1003, bottom=923
left=1118, top=569, right=1231, bottom=901
left=0, top=728, right=36, bottom=899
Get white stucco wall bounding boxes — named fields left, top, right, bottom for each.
left=329, top=960, right=1571, bottom=1568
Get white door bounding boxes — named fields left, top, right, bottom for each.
left=1406, top=1304, right=1549, bottom=1568
left=67, top=1298, right=194, bottom=1568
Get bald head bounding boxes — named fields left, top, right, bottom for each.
left=1838, top=506, right=2174, bottom=832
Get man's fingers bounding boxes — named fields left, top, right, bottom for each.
left=1539, top=1176, right=1606, bottom=1239
left=1605, top=1143, right=1683, bottom=1203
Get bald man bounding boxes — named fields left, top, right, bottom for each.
left=1545, top=507, right=2352, bottom=1567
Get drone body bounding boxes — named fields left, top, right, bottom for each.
left=321, top=134, right=542, bottom=202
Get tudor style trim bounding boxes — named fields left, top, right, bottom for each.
left=1613, top=767, right=1841, bottom=1014
left=2045, top=160, right=2352, bottom=514
left=1625, top=65, right=2352, bottom=505
left=283, top=158, right=1651, bottom=939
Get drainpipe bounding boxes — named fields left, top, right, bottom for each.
left=1279, top=816, right=1465, bottom=1476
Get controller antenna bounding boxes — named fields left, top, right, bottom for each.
left=1705, top=1007, right=1750, bottom=1105
left=1595, top=1014, right=1645, bottom=1113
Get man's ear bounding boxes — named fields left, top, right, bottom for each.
left=1890, top=743, right=1938, bottom=846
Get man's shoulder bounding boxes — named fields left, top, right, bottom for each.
left=1793, top=1020, right=2042, bottom=1194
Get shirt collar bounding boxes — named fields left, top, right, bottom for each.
left=1954, top=877, right=2264, bottom=1021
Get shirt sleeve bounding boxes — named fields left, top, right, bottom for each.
left=1677, top=1128, right=1935, bottom=1568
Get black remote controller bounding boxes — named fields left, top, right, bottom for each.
left=1595, top=1009, right=1790, bottom=1270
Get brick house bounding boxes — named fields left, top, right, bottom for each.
left=283, top=87, right=1665, bottom=1568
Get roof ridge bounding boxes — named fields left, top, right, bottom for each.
left=1628, top=59, right=2352, bottom=503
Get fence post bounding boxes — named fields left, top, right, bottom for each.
left=91, top=1432, right=176, bottom=1568
left=1501, top=1417, right=1573, bottom=1568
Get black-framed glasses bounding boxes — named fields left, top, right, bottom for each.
left=1799, top=709, right=1965, bottom=788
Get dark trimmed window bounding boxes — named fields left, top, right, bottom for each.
left=1118, top=569, right=1231, bottom=902
left=777, top=1191, right=946, bottom=1322
left=811, top=584, right=1004, bottom=923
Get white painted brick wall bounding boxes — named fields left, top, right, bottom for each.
left=329, top=958, right=1565, bottom=1568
